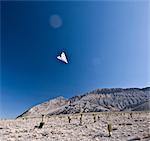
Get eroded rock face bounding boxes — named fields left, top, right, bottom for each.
left=17, top=96, right=68, bottom=118
left=17, top=87, right=150, bottom=118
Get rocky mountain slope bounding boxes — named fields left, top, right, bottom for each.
left=17, top=87, right=150, bottom=118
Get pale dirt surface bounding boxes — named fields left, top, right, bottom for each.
left=0, top=112, right=150, bottom=141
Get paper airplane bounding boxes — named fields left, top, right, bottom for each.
left=57, top=52, right=68, bottom=64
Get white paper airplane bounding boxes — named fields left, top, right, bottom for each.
left=57, top=52, right=68, bottom=64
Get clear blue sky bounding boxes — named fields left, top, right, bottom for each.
left=1, top=1, right=149, bottom=118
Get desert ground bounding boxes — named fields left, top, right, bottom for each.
left=0, top=112, right=150, bottom=141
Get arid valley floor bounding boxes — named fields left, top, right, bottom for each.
left=0, top=112, right=150, bottom=141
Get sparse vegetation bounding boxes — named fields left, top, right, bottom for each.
left=130, top=113, right=133, bottom=118
left=1, top=111, right=149, bottom=140
left=93, top=114, right=96, bottom=123
left=79, top=113, right=83, bottom=125
left=68, top=116, right=71, bottom=123
left=34, top=115, right=45, bottom=129
left=41, top=114, right=44, bottom=122
left=107, top=123, right=112, bottom=137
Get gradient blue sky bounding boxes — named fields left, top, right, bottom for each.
left=1, top=1, right=150, bottom=118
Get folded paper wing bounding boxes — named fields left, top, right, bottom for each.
left=57, top=52, right=68, bottom=64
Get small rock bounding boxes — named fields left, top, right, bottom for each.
left=41, top=132, right=48, bottom=137
left=127, top=137, right=141, bottom=141
left=112, top=128, right=117, bottom=131
left=18, top=135, right=21, bottom=138
left=143, top=133, right=150, bottom=139
left=126, top=123, right=132, bottom=125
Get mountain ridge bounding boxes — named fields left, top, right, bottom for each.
left=17, top=87, right=150, bottom=118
